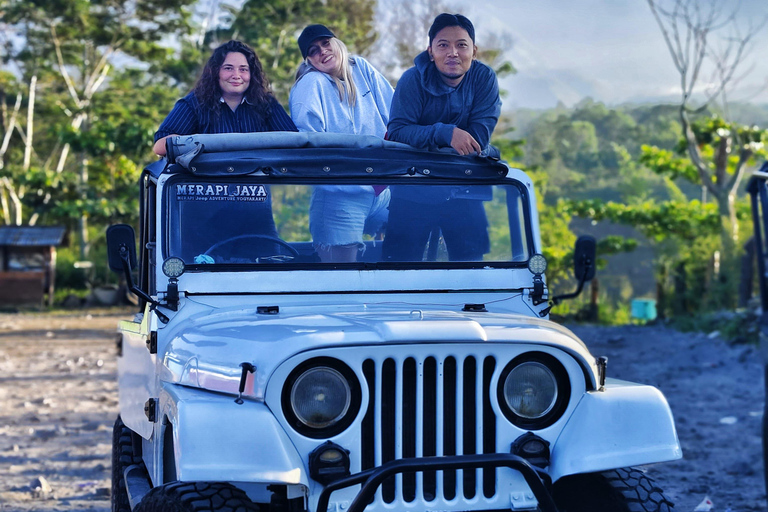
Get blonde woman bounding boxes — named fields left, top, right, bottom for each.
left=290, top=25, right=394, bottom=262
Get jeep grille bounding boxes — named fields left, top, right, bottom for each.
left=361, top=355, right=498, bottom=504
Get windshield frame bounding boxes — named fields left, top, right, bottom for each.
left=158, top=169, right=536, bottom=272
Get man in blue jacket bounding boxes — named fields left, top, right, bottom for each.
left=383, top=13, right=501, bottom=262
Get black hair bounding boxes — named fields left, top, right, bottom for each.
left=193, top=40, right=273, bottom=118
left=428, top=13, right=476, bottom=44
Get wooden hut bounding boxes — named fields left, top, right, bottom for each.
left=0, top=226, right=66, bottom=308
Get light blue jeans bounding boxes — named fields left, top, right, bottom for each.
left=309, top=185, right=389, bottom=252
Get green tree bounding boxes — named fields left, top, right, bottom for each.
left=225, top=0, right=378, bottom=103
left=497, top=137, right=634, bottom=299
left=0, top=71, right=30, bottom=225
left=561, top=195, right=726, bottom=315
left=641, top=115, right=767, bottom=250
left=523, top=100, right=698, bottom=206
left=524, top=103, right=632, bottom=201
left=647, top=0, right=768, bottom=252
left=518, top=100, right=743, bottom=314
left=2, top=0, right=196, bottom=257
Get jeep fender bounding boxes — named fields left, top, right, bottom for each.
left=548, top=378, right=682, bottom=482
left=158, top=383, right=309, bottom=486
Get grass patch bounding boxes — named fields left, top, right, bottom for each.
left=669, top=309, right=759, bottom=345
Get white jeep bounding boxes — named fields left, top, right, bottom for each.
left=107, top=133, right=681, bottom=512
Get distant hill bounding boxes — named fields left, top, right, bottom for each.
left=723, top=102, right=768, bottom=127
left=505, top=101, right=768, bottom=139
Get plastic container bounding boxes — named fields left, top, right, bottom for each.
left=631, top=299, right=657, bottom=321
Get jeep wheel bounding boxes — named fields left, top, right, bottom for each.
left=552, top=467, right=674, bottom=512
left=134, top=482, right=260, bottom=512
left=112, top=415, right=143, bottom=512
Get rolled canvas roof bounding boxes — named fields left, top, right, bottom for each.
left=149, top=132, right=507, bottom=179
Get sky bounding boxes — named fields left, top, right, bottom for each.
left=195, top=0, right=768, bottom=111
left=465, top=0, right=768, bottom=110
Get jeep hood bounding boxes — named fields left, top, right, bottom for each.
left=158, top=305, right=597, bottom=400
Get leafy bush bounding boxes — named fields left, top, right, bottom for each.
left=599, top=301, right=632, bottom=326
left=53, top=287, right=89, bottom=307
left=55, top=247, right=90, bottom=290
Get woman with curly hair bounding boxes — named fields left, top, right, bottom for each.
left=153, top=40, right=296, bottom=156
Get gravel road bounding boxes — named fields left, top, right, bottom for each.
left=0, top=312, right=765, bottom=511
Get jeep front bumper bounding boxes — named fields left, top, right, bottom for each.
left=316, top=453, right=557, bottom=512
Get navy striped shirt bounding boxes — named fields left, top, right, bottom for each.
left=154, top=92, right=297, bottom=141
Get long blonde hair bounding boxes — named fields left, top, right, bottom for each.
left=306, top=37, right=358, bottom=107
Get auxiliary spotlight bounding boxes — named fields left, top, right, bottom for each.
left=308, top=442, right=351, bottom=484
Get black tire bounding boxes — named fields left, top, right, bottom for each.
left=553, top=467, right=674, bottom=512
left=112, top=415, right=144, bottom=512
left=134, top=481, right=260, bottom=512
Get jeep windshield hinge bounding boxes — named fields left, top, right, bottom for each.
left=144, top=398, right=157, bottom=422
left=531, top=274, right=547, bottom=306
left=146, top=331, right=157, bottom=354
left=165, top=279, right=179, bottom=311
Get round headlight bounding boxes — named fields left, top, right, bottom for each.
left=290, top=367, right=351, bottom=428
left=497, top=352, right=571, bottom=429
left=503, top=362, right=557, bottom=419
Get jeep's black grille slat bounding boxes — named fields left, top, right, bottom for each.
left=360, top=354, right=497, bottom=506
left=423, top=357, right=437, bottom=499
left=463, top=357, right=477, bottom=498
left=443, top=356, right=457, bottom=500
left=402, top=358, right=417, bottom=501
left=361, top=360, right=376, bottom=473
left=483, top=357, right=497, bottom=497
left=381, top=358, right=396, bottom=502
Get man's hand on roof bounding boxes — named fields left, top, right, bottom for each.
left=450, top=127, right=482, bottom=156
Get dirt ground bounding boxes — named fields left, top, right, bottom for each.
left=571, top=324, right=766, bottom=512
left=0, top=311, right=765, bottom=511
left=0, top=310, right=129, bottom=511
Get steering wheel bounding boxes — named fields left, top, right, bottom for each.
left=203, top=234, right=299, bottom=262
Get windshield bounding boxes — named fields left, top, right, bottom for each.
left=163, top=176, right=532, bottom=267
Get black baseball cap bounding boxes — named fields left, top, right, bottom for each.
left=298, top=24, right=336, bottom=58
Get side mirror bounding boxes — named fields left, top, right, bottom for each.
left=548, top=235, right=598, bottom=309
left=107, top=224, right=137, bottom=273
left=105, top=224, right=167, bottom=322
left=574, top=235, right=596, bottom=282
